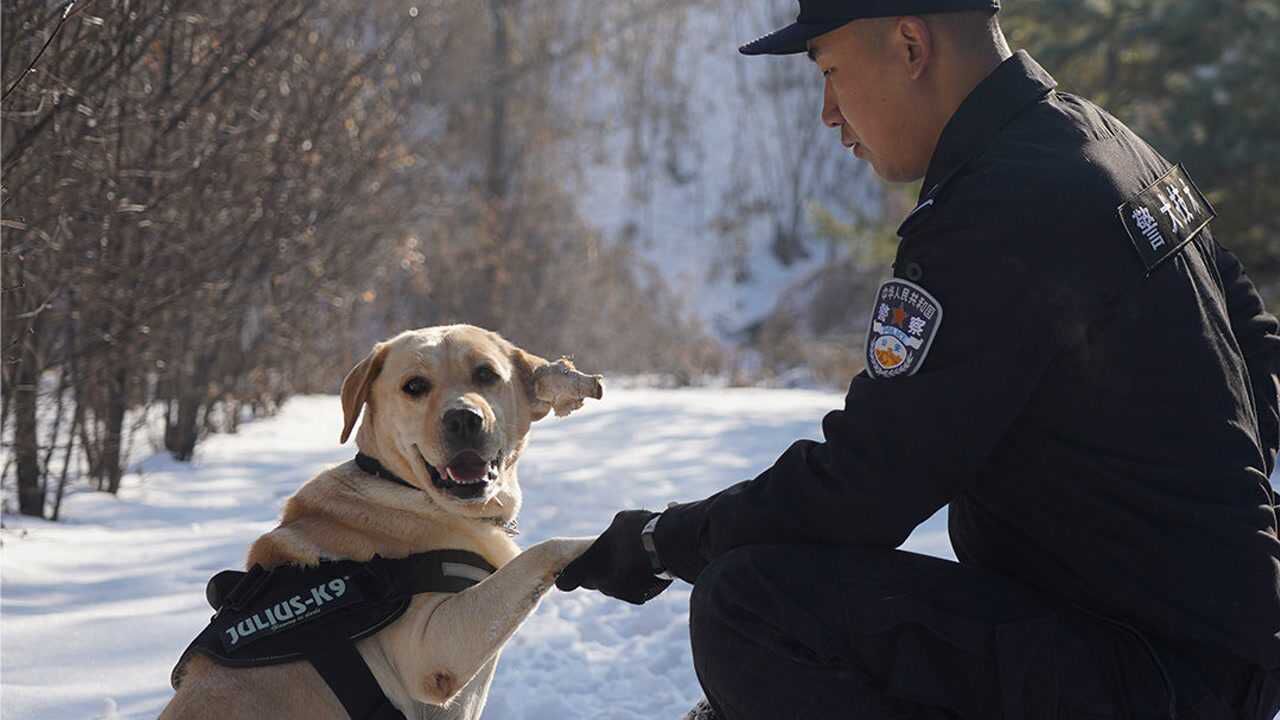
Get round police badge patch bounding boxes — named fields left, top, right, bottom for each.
left=865, top=278, right=943, bottom=379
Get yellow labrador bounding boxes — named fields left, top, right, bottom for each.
left=160, top=325, right=603, bottom=719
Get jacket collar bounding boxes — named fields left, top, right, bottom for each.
left=917, top=50, right=1057, bottom=205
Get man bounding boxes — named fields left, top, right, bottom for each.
left=557, top=1, right=1280, bottom=717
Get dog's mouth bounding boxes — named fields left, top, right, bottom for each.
left=416, top=445, right=502, bottom=501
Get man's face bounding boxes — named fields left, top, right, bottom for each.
left=809, top=20, right=931, bottom=183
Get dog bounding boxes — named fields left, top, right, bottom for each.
left=159, top=325, right=604, bottom=719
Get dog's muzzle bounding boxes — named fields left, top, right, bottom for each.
left=417, top=445, right=502, bottom=501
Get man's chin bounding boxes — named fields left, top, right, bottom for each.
left=869, top=161, right=925, bottom=185
left=856, top=150, right=891, bottom=181
left=850, top=148, right=924, bottom=184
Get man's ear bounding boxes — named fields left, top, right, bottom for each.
left=340, top=343, right=389, bottom=444
left=511, top=348, right=604, bottom=422
left=896, top=16, right=932, bottom=79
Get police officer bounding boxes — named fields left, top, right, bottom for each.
left=556, top=1, right=1280, bottom=717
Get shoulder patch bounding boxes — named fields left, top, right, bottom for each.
left=865, top=279, right=943, bottom=379
left=1118, top=163, right=1215, bottom=274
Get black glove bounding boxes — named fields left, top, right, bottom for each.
left=555, top=510, right=672, bottom=605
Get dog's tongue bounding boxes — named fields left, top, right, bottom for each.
left=446, top=451, right=488, bottom=483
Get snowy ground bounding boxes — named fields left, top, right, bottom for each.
left=1, top=389, right=951, bottom=720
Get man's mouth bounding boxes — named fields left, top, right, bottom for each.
left=416, top=446, right=502, bottom=501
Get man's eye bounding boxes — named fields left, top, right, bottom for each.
left=822, top=68, right=833, bottom=77
left=402, top=377, right=431, bottom=397
left=474, top=365, right=499, bottom=385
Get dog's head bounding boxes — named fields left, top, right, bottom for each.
left=338, top=325, right=603, bottom=521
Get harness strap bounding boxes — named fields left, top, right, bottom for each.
left=382, top=550, right=496, bottom=596
left=205, top=551, right=497, bottom=615
left=310, top=553, right=495, bottom=719
left=306, top=631, right=405, bottom=720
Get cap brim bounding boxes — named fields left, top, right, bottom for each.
left=738, top=20, right=850, bottom=56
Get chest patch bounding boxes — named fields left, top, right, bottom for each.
left=865, top=278, right=943, bottom=379
left=1118, top=163, right=1215, bottom=274
left=217, top=572, right=366, bottom=652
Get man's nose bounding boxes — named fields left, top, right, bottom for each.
left=821, top=78, right=842, bottom=128
left=442, top=407, right=484, bottom=445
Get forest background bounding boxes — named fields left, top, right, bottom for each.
left=4, top=0, right=1278, bottom=519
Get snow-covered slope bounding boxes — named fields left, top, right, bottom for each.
left=1, top=390, right=950, bottom=720
left=573, top=2, right=884, bottom=341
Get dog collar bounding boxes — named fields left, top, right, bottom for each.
left=355, top=452, right=423, bottom=491
left=352, top=453, right=520, bottom=536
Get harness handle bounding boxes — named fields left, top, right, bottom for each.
left=207, top=565, right=270, bottom=613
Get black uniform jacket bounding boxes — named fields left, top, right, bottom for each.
left=656, top=51, right=1280, bottom=669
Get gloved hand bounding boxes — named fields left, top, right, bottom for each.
left=555, top=510, right=672, bottom=605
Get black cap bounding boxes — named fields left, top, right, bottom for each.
left=739, top=0, right=1001, bottom=56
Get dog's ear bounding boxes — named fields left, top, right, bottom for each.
left=340, top=343, right=389, bottom=444
left=511, top=348, right=604, bottom=422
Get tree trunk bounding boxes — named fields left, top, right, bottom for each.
left=168, top=353, right=214, bottom=462
left=13, top=315, right=43, bottom=517
left=486, top=0, right=511, bottom=201
left=101, top=364, right=129, bottom=493
left=169, top=392, right=202, bottom=462
left=50, top=404, right=83, bottom=522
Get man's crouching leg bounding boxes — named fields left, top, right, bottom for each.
left=686, top=544, right=1173, bottom=720
left=688, top=545, right=955, bottom=720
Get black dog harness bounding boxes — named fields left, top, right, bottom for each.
left=172, top=456, right=499, bottom=720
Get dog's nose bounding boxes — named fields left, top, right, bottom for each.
left=443, top=407, right=484, bottom=444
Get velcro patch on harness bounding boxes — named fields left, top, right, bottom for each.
left=1118, top=163, right=1215, bottom=274
left=218, top=572, right=365, bottom=652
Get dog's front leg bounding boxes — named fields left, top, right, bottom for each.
left=382, top=537, right=594, bottom=707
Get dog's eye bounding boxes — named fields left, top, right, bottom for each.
left=473, top=365, right=499, bottom=386
left=402, top=377, right=431, bottom=397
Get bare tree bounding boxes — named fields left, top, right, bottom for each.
left=1, top=0, right=722, bottom=519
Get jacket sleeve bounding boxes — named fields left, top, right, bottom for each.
left=1213, top=238, right=1280, bottom=476
left=654, top=216, right=1079, bottom=583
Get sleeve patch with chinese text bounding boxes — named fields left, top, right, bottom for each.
left=865, top=279, right=943, bottom=379
left=1118, top=163, right=1215, bottom=274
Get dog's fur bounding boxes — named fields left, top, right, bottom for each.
left=159, top=325, right=603, bottom=720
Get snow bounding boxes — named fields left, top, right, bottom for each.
left=1, top=390, right=951, bottom=720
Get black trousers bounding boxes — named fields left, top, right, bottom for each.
left=688, top=545, right=1279, bottom=720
